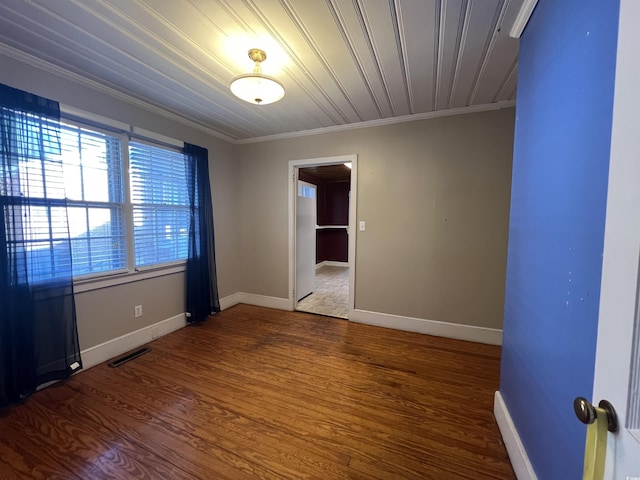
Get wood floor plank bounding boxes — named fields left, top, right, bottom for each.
left=156, top=334, right=501, bottom=429
left=0, top=419, right=85, bottom=480
left=0, top=304, right=515, bottom=479
left=80, top=366, right=355, bottom=469
left=129, top=352, right=509, bottom=479
left=60, top=372, right=372, bottom=480
left=149, top=338, right=508, bottom=460
left=7, top=394, right=203, bottom=479
left=32, top=383, right=284, bottom=480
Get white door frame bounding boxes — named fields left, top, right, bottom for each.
left=592, top=1, right=640, bottom=476
left=288, top=155, right=357, bottom=315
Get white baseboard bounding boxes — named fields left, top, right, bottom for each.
left=80, top=313, right=187, bottom=370
left=219, top=296, right=501, bottom=345
left=494, top=391, right=538, bottom=480
left=219, top=292, right=244, bottom=310
left=349, top=309, right=502, bottom=345
left=219, top=292, right=292, bottom=311
left=316, top=260, right=349, bottom=269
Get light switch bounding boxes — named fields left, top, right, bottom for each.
left=359, top=221, right=366, bottom=232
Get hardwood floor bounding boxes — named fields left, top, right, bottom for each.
left=0, top=304, right=515, bottom=479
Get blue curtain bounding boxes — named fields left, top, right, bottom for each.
left=184, top=143, right=220, bottom=323
left=0, top=84, right=82, bottom=407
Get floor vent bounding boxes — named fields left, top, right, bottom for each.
left=108, top=347, right=151, bottom=368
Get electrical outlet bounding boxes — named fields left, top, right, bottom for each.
left=134, top=305, right=143, bottom=318
left=151, top=326, right=160, bottom=339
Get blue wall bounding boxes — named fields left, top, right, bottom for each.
left=500, top=1, right=619, bottom=478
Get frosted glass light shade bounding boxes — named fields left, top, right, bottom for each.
left=230, top=74, right=285, bottom=105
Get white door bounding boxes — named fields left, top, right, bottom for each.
left=592, top=2, right=640, bottom=476
left=296, top=180, right=316, bottom=301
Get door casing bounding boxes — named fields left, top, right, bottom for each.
left=288, top=155, right=357, bottom=314
left=592, top=0, right=640, bottom=475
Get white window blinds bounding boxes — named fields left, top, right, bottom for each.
left=129, top=141, right=189, bottom=268
left=13, top=119, right=126, bottom=281
left=9, top=115, right=190, bottom=280
left=59, top=122, right=126, bottom=276
left=5, top=115, right=72, bottom=282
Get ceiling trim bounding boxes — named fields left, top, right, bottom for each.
left=236, top=99, right=516, bottom=144
left=509, top=0, right=539, bottom=38
left=0, top=43, right=237, bottom=144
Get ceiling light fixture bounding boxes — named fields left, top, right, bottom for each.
left=230, top=49, right=284, bottom=105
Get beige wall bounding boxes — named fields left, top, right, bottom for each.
left=0, top=54, right=241, bottom=350
left=2, top=51, right=514, bottom=350
left=75, top=273, right=186, bottom=349
left=237, top=108, right=514, bottom=329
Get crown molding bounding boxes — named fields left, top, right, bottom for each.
left=236, top=100, right=516, bottom=144
left=1, top=43, right=516, bottom=147
left=509, top=0, right=539, bottom=39
left=0, top=43, right=236, bottom=144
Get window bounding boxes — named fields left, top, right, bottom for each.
left=298, top=182, right=316, bottom=198
left=10, top=116, right=190, bottom=281
left=4, top=114, right=74, bottom=283
left=129, top=141, right=190, bottom=268
left=59, top=122, right=126, bottom=276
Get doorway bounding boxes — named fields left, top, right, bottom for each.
left=288, top=155, right=357, bottom=319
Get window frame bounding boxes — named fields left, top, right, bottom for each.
left=57, top=111, right=188, bottom=293
left=58, top=117, right=129, bottom=280
left=128, top=137, right=191, bottom=271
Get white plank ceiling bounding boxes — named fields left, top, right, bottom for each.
left=0, top=0, right=522, bottom=143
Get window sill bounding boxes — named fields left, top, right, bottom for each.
left=73, top=263, right=186, bottom=294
